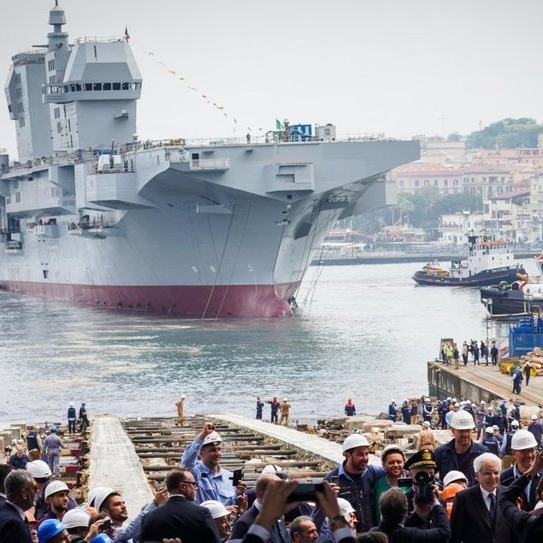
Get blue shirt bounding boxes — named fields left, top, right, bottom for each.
left=180, top=437, right=236, bottom=505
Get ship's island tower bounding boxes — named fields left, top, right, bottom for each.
left=5, top=1, right=142, bottom=162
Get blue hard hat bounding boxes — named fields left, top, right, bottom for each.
left=91, top=534, right=114, bottom=543
left=38, top=519, right=66, bottom=543
left=50, top=426, right=57, bottom=433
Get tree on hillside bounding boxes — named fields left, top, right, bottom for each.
left=397, top=188, right=441, bottom=228
left=430, top=192, right=482, bottom=216
left=466, top=118, right=543, bottom=149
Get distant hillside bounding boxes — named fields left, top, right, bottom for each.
left=465, top=118, right=543, bottom=149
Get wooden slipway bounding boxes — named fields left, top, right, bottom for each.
left=88, top=414, right=356, bottom=517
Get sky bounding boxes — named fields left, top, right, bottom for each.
left=1, top=0, right=543, bottom=159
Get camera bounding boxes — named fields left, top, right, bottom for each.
left=397, top=477, right=412, bottom=489
left=413, top=471, right=435, bottom=504
left=287, top=482, right=325, bottom=502
left=232, top=468, right=244, bottom=487
left=101, top=519, right=112, bottom=532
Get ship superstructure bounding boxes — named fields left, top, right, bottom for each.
left=0, top=3, right=419, bottom=317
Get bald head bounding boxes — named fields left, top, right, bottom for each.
left=255, top=474, right=280, bottom=500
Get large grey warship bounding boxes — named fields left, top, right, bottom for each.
left=0, top=3, right=419, bottom=318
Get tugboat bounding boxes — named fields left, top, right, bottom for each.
left=480, top=254, right=543, bottom=315
left=412, top=234, right=524, bottom=287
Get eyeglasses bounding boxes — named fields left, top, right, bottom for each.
left=181, top=481, right=199, bottom=488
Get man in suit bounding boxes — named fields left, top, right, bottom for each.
left=498, top=450, right=543, bottom=543
left=500, top=429, right=541, bottom=511
left=0, top=469, right=38, bottom=543
left=231, top=473, right=291, bottom=542
left=450, top=452, right=513, bottom=543
left=0, top=464, right=11, bottom=507
left=141, top=467, right=220, bottom=543
left=242, top=480, right=356, bottom=543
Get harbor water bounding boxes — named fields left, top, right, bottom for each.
left=0, top=260, right=538, bottom=425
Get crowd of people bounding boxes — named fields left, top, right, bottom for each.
left=2, top=408, right=543, bottom=543
left=5, top=403, right=91, bottom=480
left=439, top=339, right=500, bottom=370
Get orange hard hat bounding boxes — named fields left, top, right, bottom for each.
left=442, top=482, right=464, bottom=501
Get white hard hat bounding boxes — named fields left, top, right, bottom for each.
left=450, top=410, right=475, bottom=430
left=87, top=486, right=113, bottom=509
left=342, top=434, right=370, bottom=452
left=62, top=507, right=90, bottom=529
left=261, top=464, right=288, bottom=479
left=202, top=431, right=223, bottom=447
left=283, top=397, right=288, bottom=402
left=422, top=421, right=431, bottom=428
left=511, top=420, right=519, bottom=427
left=485, top=427, right=494, bottom=434
left=201, top=500, right=229, bottom=519
left=337, top=497, right=355, bottom=518
left=531, top=414, right=538, bottom=420
left=442, top=470, right=468, bottom=488
left=26, top=460, right=52, bottom=479
left=511, top=429, right=538, bottom=450
left=91, top=487, right=115, bottom=512
left=44, top=480, right=69, bottom=500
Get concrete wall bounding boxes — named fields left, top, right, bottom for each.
left=427, top=362, right=501, bottom=403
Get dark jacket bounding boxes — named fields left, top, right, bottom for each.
left=141, top=495, right=220, bottom=543
left=498, top=473, right=543, bottom=543
left=450, top=484, right=513, bottom=543
left=324, top=463, right=385, bottom=532
left=434, top=439, right=488, bottom=486
left=231, top=504, right=291, bottom=542
left=500, top=466, right=542, bottom=511
left=0, top=502, right=33, bottom=543
left=375, top=504, right=451, bottom=543
left=243, top=528, right=356, bottom=543
left=231, top=505, right=259, bottom=540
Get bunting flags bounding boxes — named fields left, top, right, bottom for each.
left=133, top=41, right=278, bottom=136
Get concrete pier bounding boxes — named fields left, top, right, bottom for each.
left=427, top=361, right=543, bottom=407
left=89, top=416, right=154, bottom=515
left=212, top=414, right=344, bottom=467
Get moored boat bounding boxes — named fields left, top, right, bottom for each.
left=480, top=254, right=543, bottom=315
left=412, top=235, right=524, bottom=287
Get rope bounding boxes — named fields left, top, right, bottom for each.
left=201, top=201, right=237, bottom=319
left=214, top=201, right=253, bottom=318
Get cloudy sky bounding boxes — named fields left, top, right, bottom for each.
left=1, top=0, right=542, bottom=158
